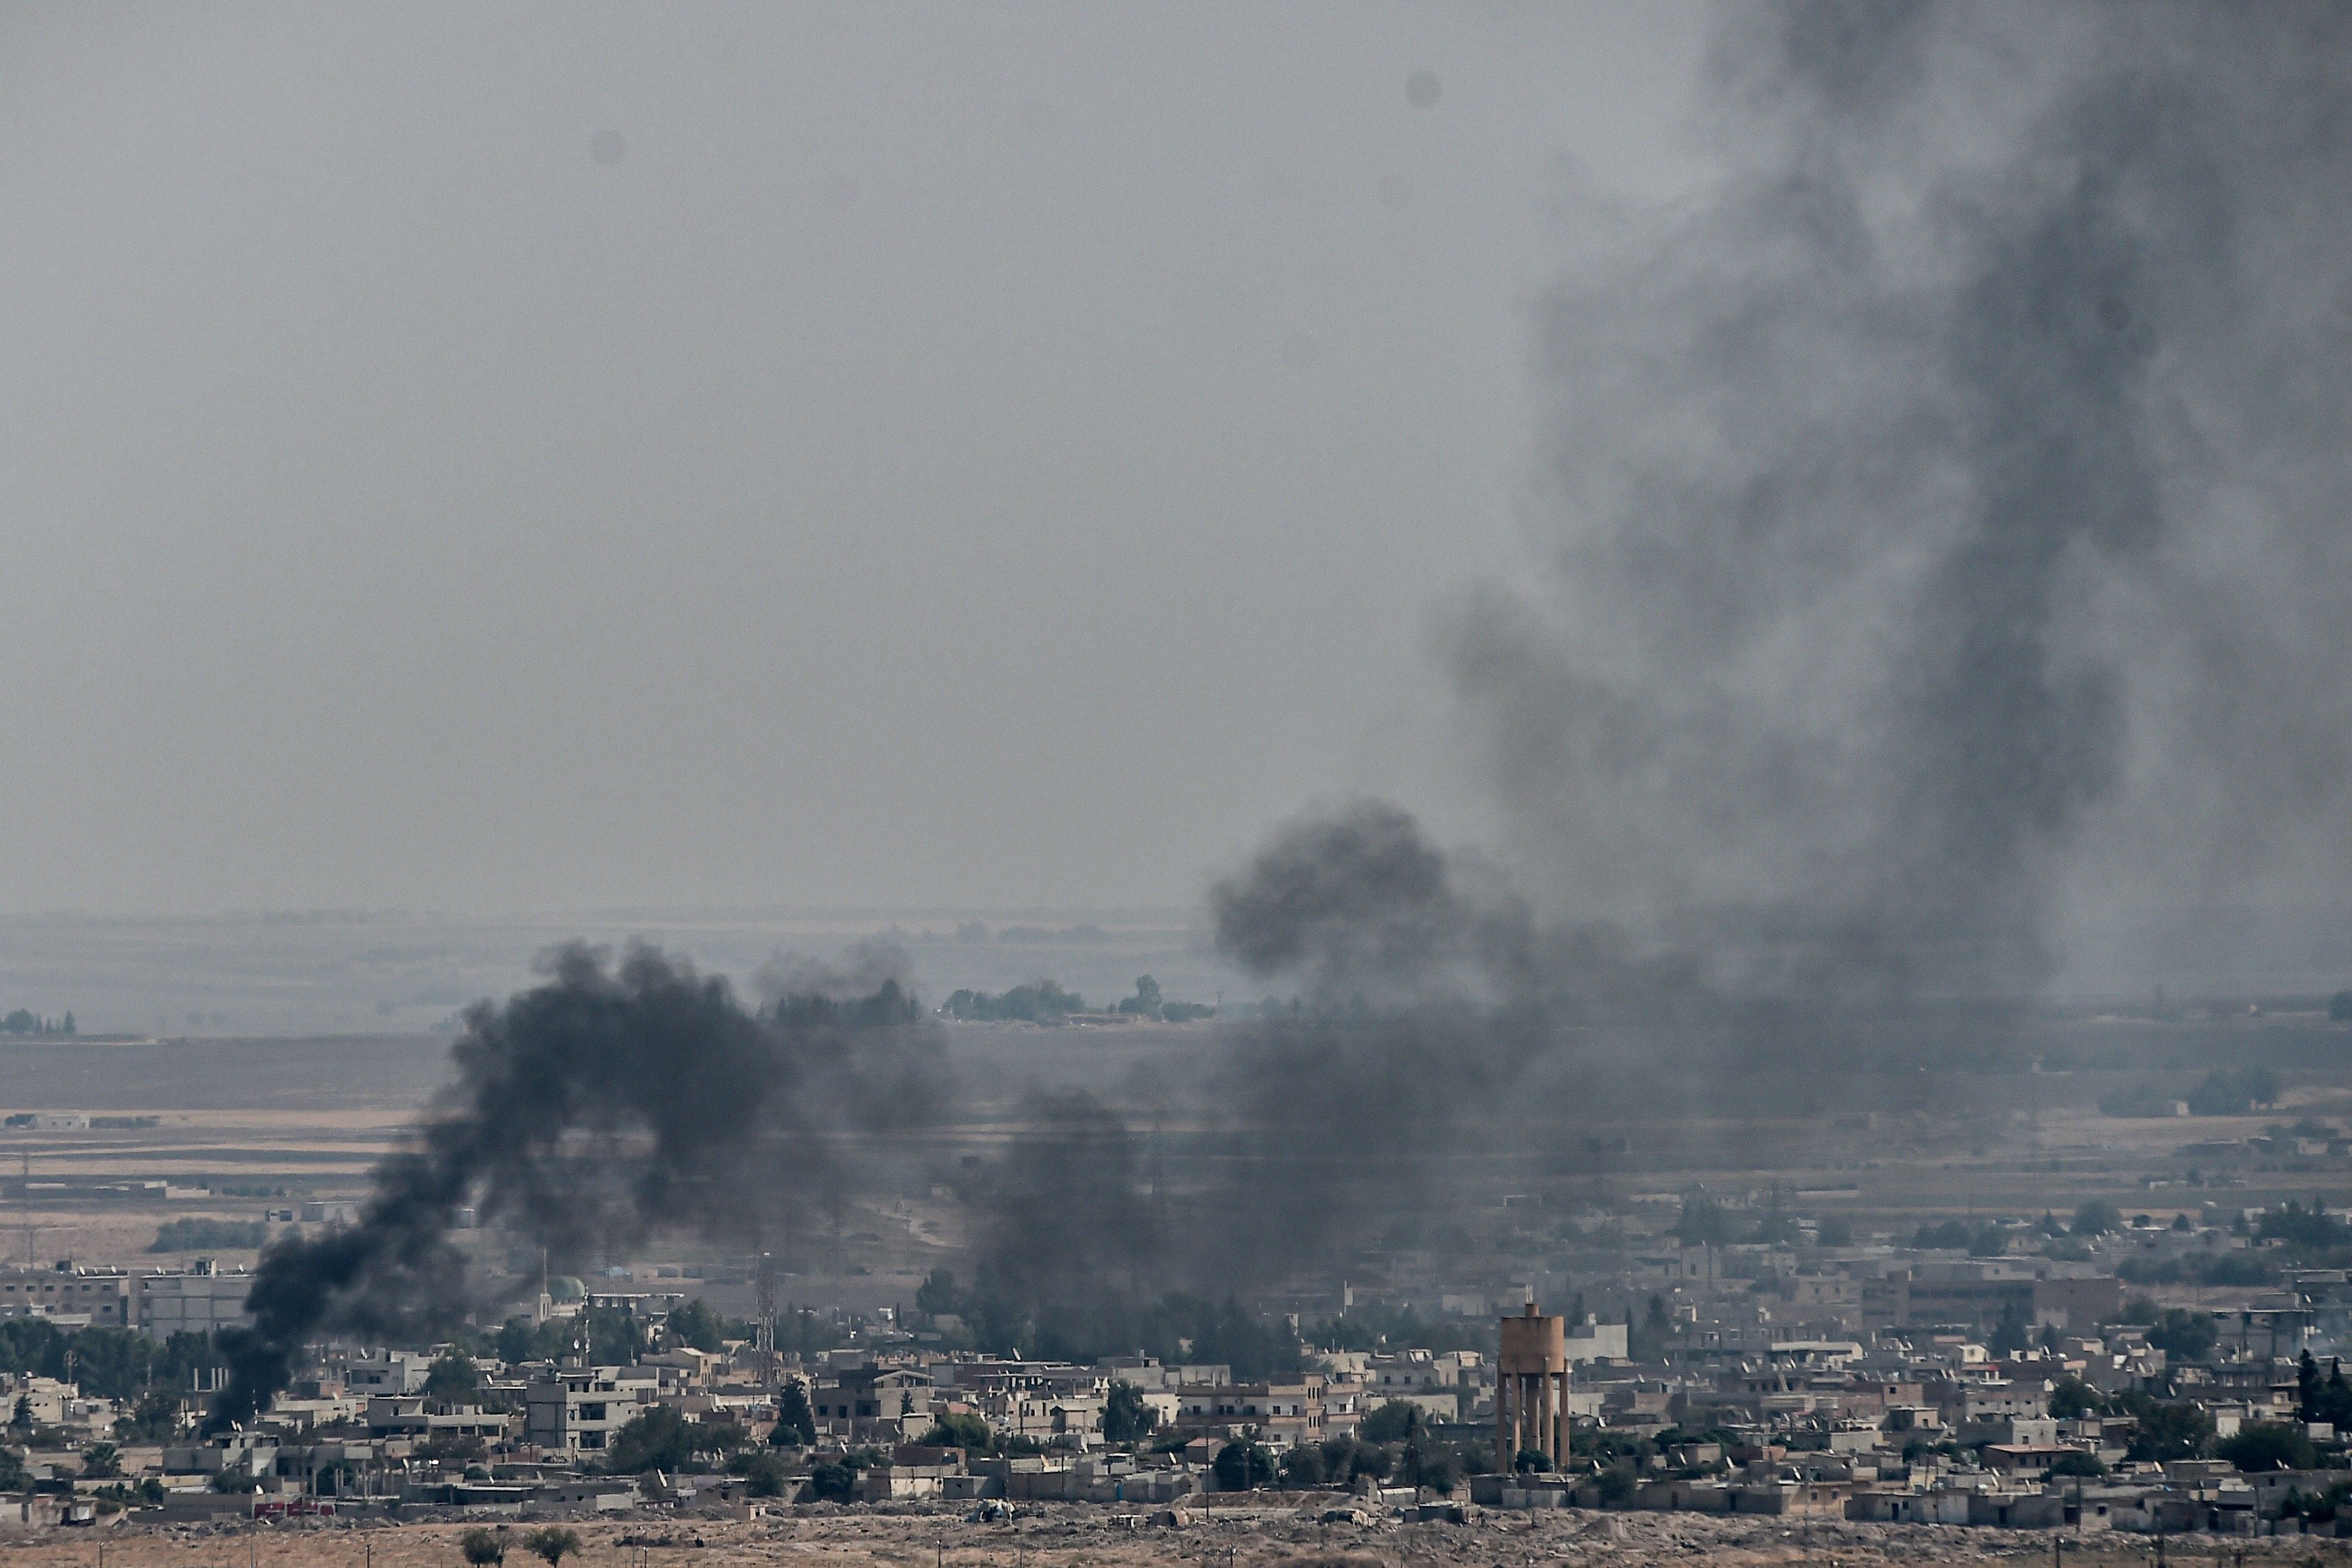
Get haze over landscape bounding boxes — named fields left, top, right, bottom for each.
left=5, top=3, right=2352, bottom=1562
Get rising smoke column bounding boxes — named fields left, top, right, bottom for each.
left=1006, top=2, right=2352, bottom=1308
left=208, top=943, right=940, bottom=1431
left=1444, top=1, right=2352, bottom=997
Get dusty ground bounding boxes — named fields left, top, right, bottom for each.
left=0, top=1511, right=2345, bottom=1568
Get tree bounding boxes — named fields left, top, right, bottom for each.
left=523, top=1529, right=582, bottom=1568
left=918, top=1411, right=992, bottom=1453
left=1815, top=1215, right=1854, bottom=1247
left=1989, top=1299, right=2031, bottom=1355
left=459, top=1529, right=507, bottom=1567
left=2047, top=1450, right=2107, bottom=1478
left=2219, top=1422, right=2315, bottom=1473
left=1278, top=1444, right=1325, bottom=1488
left=1319, top=1436, right=1387, bottom=1482
left=2147, top=1308, right=2220, bottom=1362
left=2049, top=1378, right=2109, bottom=1419
left=733, top=1450, right=787, bottom=1497
left=773, top=1381, right=817, bottom=1446
left=80, top=1443, right=122, bottom=1479
left=115, top=1390, right=183, bottom=1442
left=664, top=1299, right=728, bottom=1352
left=1116, top=977, right=1164, bottom=1018
left=1102, top=1381, right=1154, bottom=1445
left=808, top=1460, right=856, bottom=1502
left=604, top=1407, right=690, bottom=1474
left=1594, top=1463, right=1637, bottom=1503
left=420, top=1432, right=487, bottom=1466
left=1213, top=1439, right=1275, bottom=1491
left=2073, top=1200, right=2123, bottom=1236
left=2126, top=1401, right=2215, bottom=1464
left=1359, top=1399, right=1428, bottom=1445
left=425, top=1351, right=481, bottom=1404
left=1404, top=1441, right=1461, bottom=1492
left=915, top=1268, right=963, bottom=1320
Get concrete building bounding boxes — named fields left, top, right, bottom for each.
left=524, top=1366, right=659, bottom=1457
left=345, top=1351, right=434, bottom=1397
left=0, top=1266, right=133, bottom=1326
left=137, top=1265, right=256, bottom=1335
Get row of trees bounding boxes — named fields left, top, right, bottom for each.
left=1, top=1009, right=72, bottom=1035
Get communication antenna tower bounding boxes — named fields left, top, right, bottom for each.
left=754, top=1252, right=778, bottom=1384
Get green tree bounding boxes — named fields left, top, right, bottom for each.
left=914, top=1268, right=962, bottom=1319
left=604, top=1407, right=690, bottom=1474
left=523, top=1528, right=582, bottom=1567
left=1594, top=1462, right=1637, bottom=1503
left=459, top=1529, right=507, bottom=1567
left=496, top=1316, right=572, bottom=1366
left=1989, top=1300, right=2032, bottom=1355
left=425, top=1351, right=481, bottom=1404
left=420, top=1432, right=487, bottom=1466
left=1213, top=1439, right=1275, bottom=1491
left=733, top=1449, right=787, bottom=1497
left=2148, top=1308, right=2219, bottom=1362
left=2073, top=1200, right=2123, bottom=1236
left=1404, top=1441, right=1461, bottom=1492
left=1360, top=1400, right=1428, bottom=1445
left=807, top=1460, right=856, bottom=1502
left=1278, top=1444, right=1325, bottom=1488
left=2047, top=1450, right=2106, bottom=1478
left=2048, top=1378, right=2109, bottom=1419
left=664, top=1299, right=729, bottom=1352
left=1102, top=1381, right=1153, bottom=1445
left=773, top=1381, right=817, bottom=1446
left=2126, top=1400, right=2215, bottom=1463
left=115, top=1390, right=183, bottom=1442
left=2218, top=1422, right=2315, bottom=1472
left=918, top=1411, right=992, bottom=1452
left=80, top=1442, right=122, bottom=1479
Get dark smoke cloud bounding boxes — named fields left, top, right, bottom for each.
left=1443, top=0, right=2352, bottom=996
left=1208, top=799, right=1531, bottom=1002
left=957, top=1, right=2352, bottom=1323
left=211, top=943, right=940, bottom=1430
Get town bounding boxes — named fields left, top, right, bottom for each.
left=8, top=1179, right=2352, bottom=1544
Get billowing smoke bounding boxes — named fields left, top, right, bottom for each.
left=955, top=1, right=2352, bottom=1322
left=210, top=943, right=940, bottom=1431
left=1443, top=1, right=2352, bottom=997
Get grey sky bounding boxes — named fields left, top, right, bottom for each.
left=0, top=2, right=1707, bottom=915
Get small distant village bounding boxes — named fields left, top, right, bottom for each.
left=9, top=1187, right=2352, bottom=1544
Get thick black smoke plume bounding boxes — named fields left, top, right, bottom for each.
left=209, top=944, right=939, bottom=1431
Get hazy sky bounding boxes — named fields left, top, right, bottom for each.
left=1, top=2, right=1707, bottom=915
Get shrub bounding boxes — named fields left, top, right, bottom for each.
left=523, top=1529, right=581, bottom=1567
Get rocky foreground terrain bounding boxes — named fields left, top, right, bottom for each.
left=1, top=1509, right=2343, bottom=1568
